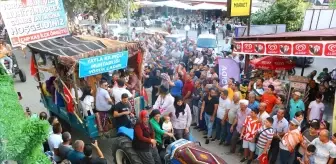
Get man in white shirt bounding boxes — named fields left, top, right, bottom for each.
left=310, top=130, right=336, bottom=164
left=307, top=94, right=325, bottom=121
left=170, top=46, right=182, bottom=63
left=222, top=38, right=231, bottom=56
left=214, top=90, right=231, bottom=143
left=111, top=79, right=133, bottom=104
left=95, top=79, right=113, bottom=132
left=48, top=123, right=63, bottom=163
left=258, top=102, right=270, bottom=125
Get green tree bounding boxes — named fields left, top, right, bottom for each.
left=63, top=0, right=138, bottom=27
left=330, top=0, right=336, bottom=9
left=0, top=65, right=50, bottom=163
left=251, top=0, right=310, bottom=31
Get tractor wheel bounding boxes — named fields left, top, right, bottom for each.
left=112, top=136, right=143, bottom=164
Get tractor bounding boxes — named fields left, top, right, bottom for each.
left=111, top=127, right=227, bottom=164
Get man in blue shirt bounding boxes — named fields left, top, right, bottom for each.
left=289, top=91, right=305, bottom=120
left=169, top=73, right=183, bottom=97
left=247, top=92, right=259, bottom=110
left=67, top=140, right=85, bottom=163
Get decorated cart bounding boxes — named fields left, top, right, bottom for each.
left=28, top=36, right=145, bottom=139
left=233, top=27, right=336, bottom=133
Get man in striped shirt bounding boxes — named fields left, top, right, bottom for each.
left=240, top=109, right=262, bottom=164
left=256, top=117, right=274, bottom=156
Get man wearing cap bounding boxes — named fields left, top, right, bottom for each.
left=227, top=99, right=251, bottom=154
left=279, top=118, right=303, bottom=164
left=289, top=91, right=305, bottom=120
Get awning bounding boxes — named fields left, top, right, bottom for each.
left=134, top=1, right=158, bottom=7
left=236, top=28, right=336, bottom=40
left=233, top=28, right=336, bottom=58
left=191, top=2, right=226, bottom=10
left=154, top=0, right=194, bottom=9
left=27, top=36, right=145, bottom=67
left=27, top=36, right=106, bottom=57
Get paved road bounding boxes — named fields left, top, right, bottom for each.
left=12, top=27, right=336, bottom=163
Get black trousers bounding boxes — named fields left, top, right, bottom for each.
left=230, top=129, right=241, bottom=153
left=268, top=137, right=281, bottom=164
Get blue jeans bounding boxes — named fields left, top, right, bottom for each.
left=279, top=149, right=291, bottom=164
left=225, top=121, right=232, bottom=143
left=215, top=118, right=226, bottom=140
left=204, top=113, right=214, bottom=138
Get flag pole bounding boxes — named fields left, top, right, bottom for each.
left=58, top=77, right=83, bottom=124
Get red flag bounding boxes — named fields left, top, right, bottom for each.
left=140, top=87, right=148, bottom=103
left=63, top=86, right=74, bottom=113
left=258, top=153, right=268, bottom=164
left=136, top=51, right=142, bottom=64
left=30, top=56, right=38, bottom=76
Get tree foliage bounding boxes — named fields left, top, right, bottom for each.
left=63, top=0, right=138, bottom=25
left=0, top=66, right=50, bottom=163
left=251, top=0, right=310, bottom=31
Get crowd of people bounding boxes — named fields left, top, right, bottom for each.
left=38, top=115, right=107, bottom=164
left=11, top=13, right=334, bottom=164
left=28, top=30, right=336, bottom=164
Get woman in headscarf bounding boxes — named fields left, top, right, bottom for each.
left=162, top=96, right=192, bottom=140
left=153, top=85, right=174, bottom=114
left=133, top=110, right=162, bottom=164
left=149, top=109, right=174, bottom=152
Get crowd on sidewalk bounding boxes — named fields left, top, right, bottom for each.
left=22, top=24, right=336, bottom=164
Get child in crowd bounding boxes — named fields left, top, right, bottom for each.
left=297, top=145, right=316, bottom=164
left=162, top=115, right=173, bottom=133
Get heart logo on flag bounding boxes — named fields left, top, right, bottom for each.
left=295, top=44, right=306, bottom=51
left=268, top=44, right=277, bottom=51
left=328, top=44, right=336, bottom=52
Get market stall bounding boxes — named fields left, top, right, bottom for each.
left=234, top=27, right=336, bottom=133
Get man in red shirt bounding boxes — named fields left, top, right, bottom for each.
left=182, top=74, right=194, bottom=107
left=261, top=85, right=277, bottom=114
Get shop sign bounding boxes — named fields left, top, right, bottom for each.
left=325, top=43, right=336, bottom=56
left=0, top=0, right=69, bottom=47
left=79, top=51, right=129, bottom=78
left=228, top=0, right=251, bottom=17
left=265, top=43, right=292, bottom=55
left=293, top=43, right=323, bottom=56
left=234, top=42, right=242, bottom=52
left=242, top=43, right=265, bottom=53
left=234, top=41, right=336, bottom=58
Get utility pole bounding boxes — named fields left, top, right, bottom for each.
left=127, top=0, right=131, bottom=41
